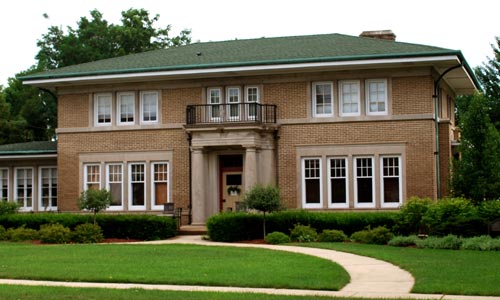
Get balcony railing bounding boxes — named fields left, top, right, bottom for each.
left=186, top=103, right=277, bottom=125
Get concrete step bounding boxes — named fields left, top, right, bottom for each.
left=178, top=225, right=207, bottom=236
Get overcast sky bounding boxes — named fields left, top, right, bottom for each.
left=1, top=0, right=499, bottom=86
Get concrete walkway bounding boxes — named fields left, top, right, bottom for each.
left=1, top=235, right=500, bottom=300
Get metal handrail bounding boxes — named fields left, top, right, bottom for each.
left=186, top=103, right=277, bottom=125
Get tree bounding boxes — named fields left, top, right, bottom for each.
left=78, top=189, right=112, bottom=225
left=451, top=92, right=500, bottom=203
left=243, top=185, right=282, bottom=238
left=476, top=37, right=500, bottom=130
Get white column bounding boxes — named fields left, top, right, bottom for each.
left=244, top=146, right=258, bottom=192
left=191, top=147, right=206, bottom=225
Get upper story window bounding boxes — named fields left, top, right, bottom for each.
left=312, top=82, right=333, bottom=117
left=94, top=93, right=112, bottom=126
left=140, top=91, right=159, bottom=124
left=366, top=79, right=388, bottom=115
left=246, top=86, right=260, bottom=120
left=226, top=87, right=241, bottom=120
left=117, top=92, right=135, bottom=125
left=339, top=80, right=360, bottom=117
left=207, top=88, right=222, bottom=120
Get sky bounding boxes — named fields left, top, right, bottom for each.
left=1, top=0, right=499, bottom=87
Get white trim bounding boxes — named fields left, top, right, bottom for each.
left=339, top=80, right=361, bottom=117
left=354, top=157, right=375, bottom=208
left=38, top=166, right=58, bottom=212
left=140, top=91, right=159, bottom=124
left=14, top=167, right=34, bottom=211
left=312, top=82, right=334, bottom=117
left=128, top=163, right=146, bottom=210
left=0, top=168, right=9, bottom=201
left=365, top=79, right=388, bottom=116
left=24, top=55, right=462, bottom=85
left=226, top=86, right=241, bottom=121
left=0, top=154, right=57, bottom=160
left=117, top=92, right=136, bottom=126
left=380, top=156, right=403, bottom=208
left=301, top=157, right=323, bottom=209
left=94, top=93, right=113, bottom=126
left=150, top=162, right=170, bottom=210
left=327, top=157, right=349, bottom=208
left=84, top=164, right=101, bottom=190
left=106, top=163, right=124, bottom=211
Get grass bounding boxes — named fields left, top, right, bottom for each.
left=304, top=242, right=500, bottom=296
left=0, top=285, right=417, bottom=300
left=0, top=243, right=348, bottom=291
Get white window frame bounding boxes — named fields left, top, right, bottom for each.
left=84, top=164, right=101, bottom=191
left=327, top=157, right=349, bottom=208
left=106, top=163, right=124, bottom=211
left=339, top=80, right=361, bottom=117
left=312, top=82, right=334, bottom=117
left=354, top=157, right=375, bottom=208
left=301, top=157, right=323, bottom=209
left=151, top=162, right=170, bottom=210
left=0, top=168, right=8, bottom=201
left=226, top=87, right=241, bottom=121
left=117, top=92, right=136, bottom=125
left=207, top=87, right=222, bottom=121
left=140, top=91, right=159, bottom=124
left=14, top=167, right=34, bottom=211
left=366, top=79, right=388, bottom=116
left=39, top=167, right=57, bottom=211
left=380, top=156, right=403, bottom=208
left=94, top=93, right=113, bottom=126
left=246, top=86, right=260, bottom=120
left=128, top=163, right=146, bottom=210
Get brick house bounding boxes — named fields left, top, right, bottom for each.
left=2, top=31, right=478, bottom=224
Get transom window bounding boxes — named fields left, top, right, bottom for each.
left=354, top=157, right=375, bottom=207
left=381, top=156, right=402, bottom=207
left=152, top=162, right=169, bottom=209
left=328, top=158, right=348, bottom=208
left=141, top=91, right=159, bottom=123
left=302, top=158, right=322, bottom=208
left=366, top=79, right=388, bottom=115
left=95, top=93, right=112, bottom=125
left=118, top=92, right=135, bottom=125
left=15, top=167, right=33, bottom=210
left=0, top=168, right=7, bottom=201
left=39, top=167, right=57, bottom=211
left=339, top=80, right=360, bottom=116
left=107, top=164, right=123, bottom=209
left=312, top=82, right=333, bottom=117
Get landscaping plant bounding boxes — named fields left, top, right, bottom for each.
left=38, top=223, right=72, bottom=244
left=318, top=229, right=348, bottom=243
left=243, top=184, right=282, bottom=238
left=350, top=226, right=393, bottom=245
left=0, top=200, right=19, bottom=215
left=78, top=189, right=112, bottom=225
left=264, top=231, right=290, bottom=244
left=290, top=224, right=318, bottom=242
left=72, top=223, right=104, bottom=243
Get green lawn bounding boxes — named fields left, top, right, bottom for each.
left=304, top=243, right=500, bottom=296
left=0, top=243, right=348, bottom=291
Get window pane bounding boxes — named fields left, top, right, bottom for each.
left=382, top=157, right=400, bottom=204
left=120, top=94, right=135, bottom=123
left=356, top=158, right=373, bottom=204
left=330, top=158, right=347, bottom=204
left=357, top=178, right=373, bottom=203
left=130, top=164, right=145, bottom=206
left=142, top=92, right=158, bottom=122
left=247, top=87, right=258, bottom=102
left=384, top=178, right=400, bottom=203
left=108, top=165, right=122, bottom=206
left=110, top=183, right=122, bottom=205
left=97, top=95, right=112, bottom=124
left=40, top=167, right=57, bottom=209
left=305, top=179, right=320, bottom=204
left=155, top=183, right=168, bottom=206
left=314, top=83, right=332, bottom=116
left=367, top=80, right=387, bottom=113
left=331, top=179, right=346, bottom=204
left=0, top=169, right=7, bottom=200
left=132, top=183, right=145, bottom=205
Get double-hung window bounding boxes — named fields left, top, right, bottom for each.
left=117, top=92, right=135, bottom=125
left=95, top=93, right=112, bottom=126
left=208, top=88, right=222, bottom=121
left=226, top=87, right=241, bottom=121
left=15, top=167, right=33, bottom=211
left=140, top=91, right=159, bottom=124
left=0, top=168, right=8, bottom=201
left=354, top=157, right=375, bottom=208
left=302, top=158, right=322, bottom=208
left=381, top=156, right=402, bottom=207
left=107, top=164, right=123, bottom=210
left=246, top=86, right=259, bottom=120
left=84, top=164, right=101, bottom=190
left=339, top=80, right=360, bottom=116
left=129, top=163, right=146, bottom=210
left=366, top=79, right=388, bottom=115
left=151, top=162, right=169, bottom=210
left=39, top=167, right=57, bottom=211
left=328, top=158, right=348, bottom=208
left=312, top=82, right=333, bottom=117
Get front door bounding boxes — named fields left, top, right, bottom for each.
left=219, top=155, right=243, bottom=212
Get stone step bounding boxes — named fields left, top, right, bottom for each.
left=178, top=225, right=207, bottom=236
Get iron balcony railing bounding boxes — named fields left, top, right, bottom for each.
left=186, top=103, right=277, bottom=125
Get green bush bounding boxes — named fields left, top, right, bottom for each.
left=318, top=229, right=347, bottom=242
left=243, top=184, right=282, bottom=238
left=7, top=226, right=39, bottom=242
left=461, top=235, right=500, bottom=251
left=0, top=201, right=19, bottom=215
left=416, top=234, right=462, bottom=250
left=350, top=226, right=394, bottom=245
left=290, top=224, right=318, bottom=242
left=72, top=223, right=104, bottom=243
left=39, top=223, right=72, bottom=244
left=478, top=200, right=500, bottom=223
left=207, top=212, right=262, bottom=242
left=0, top=225, right=6, bottom=241
left=395, top=197, right=433, bottom=235
left=264, top=231, right=290, bottom=244
left=388, top=235, right=420, bottom=247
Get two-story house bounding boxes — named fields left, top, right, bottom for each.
left=1, top=31, right=478, bottom=224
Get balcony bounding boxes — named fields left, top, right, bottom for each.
left=186, top=103, right=277, bottom=126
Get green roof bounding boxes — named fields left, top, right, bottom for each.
left=21, top=33, right=461, bottom=81
left=0, top=141, right=57, bottom=156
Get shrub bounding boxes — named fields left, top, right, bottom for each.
left=6, top=226, right=39, bottom=242
left=39, top=223, right=72, bottom=244
left=461, top=235, right=500, bottom=251
left=0, top=201, right=19, bottom=215
left=243, top=185, right=282, bottom=238
left=395, top=197, right=433, bottom=235
left=78, top=189, right=112, bottom=225
left=290, top=224, right=318, bottom=242
left=264, top=231, right=290, bottom=244
left=207, top=212, right=262, bottom=242
left=350, top=226, right=393, bottom=245
left=416, top=235, right=462, bottom=250
left=0, top=225, right=6, bottom=241
left=72, top=223, right=104, bottom=243
left=388, top=235, right=420, bottom=247
left=318, top=229, right=347, bottom=242
left=478, top=200, right=500, bottom=226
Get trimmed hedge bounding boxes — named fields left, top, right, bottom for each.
left=207, top=210, right=398, bottom=242
left=0, top=213, right=177, bottom=241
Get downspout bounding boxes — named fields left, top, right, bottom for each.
left=433, top=64, right=462, bottom=199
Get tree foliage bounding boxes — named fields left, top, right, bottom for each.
left=78, top=189, right=112, bottom=225
left=243, top=185, right=282, bottom=238
left=451, top=92, right=500, bottom=203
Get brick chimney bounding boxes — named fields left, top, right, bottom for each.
left=359, top=30, right=396, bottom=41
